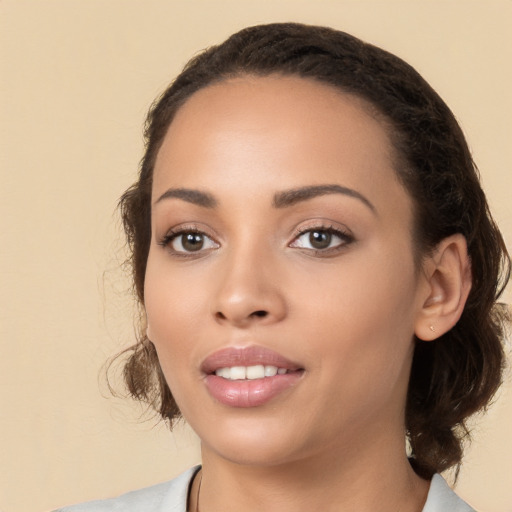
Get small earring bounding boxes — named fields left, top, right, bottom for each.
left=429, top=325, right=435, bottom=333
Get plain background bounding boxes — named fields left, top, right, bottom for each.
left=1, top=1, right=511, bottom=511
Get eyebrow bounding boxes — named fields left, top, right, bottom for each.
left=154, top=184, right=376, bottom=214
left=273, top=184, right=376, bottom=214
left=154, top=188, right=218, bottom=208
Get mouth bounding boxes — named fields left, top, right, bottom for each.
left=214, top=365, right=297, bottom=380
left=201, top=346, right=305, bottom=408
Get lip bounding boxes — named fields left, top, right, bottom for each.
left=201, top=345, right=302, bottom=374
left=201, top=345, right=304, bottom=408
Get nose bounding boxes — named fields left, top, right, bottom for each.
left=211, top=249, right=287, bottom=328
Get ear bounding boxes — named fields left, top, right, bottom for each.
left=415, top=234, right=472, bottom=341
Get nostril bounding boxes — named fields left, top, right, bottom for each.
left=214, top=309, right=269, bottom=323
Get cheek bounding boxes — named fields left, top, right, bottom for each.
left=303, top=246, right=417, bottom=327
left=145, top=247, right=206, bottom=326
left=144, top=254, right=201, bottom=364
left=302, top=276, right=417, bottom=430
left=298, top=247, right=419, bottom=381
left=144, top=265, right=201, bottom=411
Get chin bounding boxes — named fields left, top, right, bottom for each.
left=206, top=439, right=305, bottom=468
left=194, top=414, right=312, bottom=468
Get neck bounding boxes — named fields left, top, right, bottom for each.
left=192, top=431, right=429, bottom=512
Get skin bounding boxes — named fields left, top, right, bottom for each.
left=145, top=75, right=435, bottom=511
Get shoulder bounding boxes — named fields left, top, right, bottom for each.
left=422, top=474, right=477, bottom=512
left=53, top=466, right=200, bottom=512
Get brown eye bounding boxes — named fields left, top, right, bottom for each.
left=309, top=230, right=332, bottom=249
left=290, top=226, right=353, bottom=254
left=168, top=231, right=218, bottom=253
left=180, top=233, right=204, bottom=251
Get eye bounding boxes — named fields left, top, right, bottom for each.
left=290, top=227, right=353, bottom=252
left=159, top=229, right=219, bottom=254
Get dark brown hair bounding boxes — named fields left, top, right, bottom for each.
left=117, top=23, right=510, bottom=478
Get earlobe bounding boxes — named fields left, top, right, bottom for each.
left=415, top=234, right=472, bottom=341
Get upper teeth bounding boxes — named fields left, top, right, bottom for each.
left=215, top=365, right=288, bottom=380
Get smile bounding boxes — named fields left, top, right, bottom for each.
left=215, top=365, right=289, bottom=380
left=202, top=346, right=304, bottom=407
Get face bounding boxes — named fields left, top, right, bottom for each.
left=145, top=75, right=430, bottom=467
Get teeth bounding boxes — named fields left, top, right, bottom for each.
left=246, top=365, right=265, bottom=380
left=264, top=365, right=278, bottom=377
left=230, top=366, right=246, bottom=380
left=216, top=367, right=231, bottom=379
left=215, top=365, right=288, bottom=380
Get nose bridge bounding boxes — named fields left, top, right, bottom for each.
left=212, top=232, right=286, bottom=326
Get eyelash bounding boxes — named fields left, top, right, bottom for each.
left=157, top=226, right=219, bottom=258
left=157, top=224, right=354, bottom=257
left=290, top=224, right=354, bottom=256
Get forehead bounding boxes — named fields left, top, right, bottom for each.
left=153, top=75, right=410, bottom=217
left=158, top=74, right=392, bottom=164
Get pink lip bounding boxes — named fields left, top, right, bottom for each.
left=201, top=345, right=301, bottom=374
left=201, top=346, right=304, bottom=408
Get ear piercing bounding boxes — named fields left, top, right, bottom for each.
left=429, top=325, right=435, bottom=333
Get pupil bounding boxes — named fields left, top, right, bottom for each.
left=309, top=230, right=331, bottom=249
left=183, top=233, right=204, bottom=251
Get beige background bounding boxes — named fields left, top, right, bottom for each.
left=1, top=1, right=511, bottom=511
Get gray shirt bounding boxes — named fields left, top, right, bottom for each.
left=54, top=466, right=475, bottom=512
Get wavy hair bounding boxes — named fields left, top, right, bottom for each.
left=116, top=23, right=510, bottom=478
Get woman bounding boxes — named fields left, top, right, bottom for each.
left=56, top=23, right=510, bottom=512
